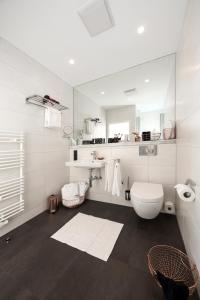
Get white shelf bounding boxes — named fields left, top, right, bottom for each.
left=71, top=139, right=176, bottom=149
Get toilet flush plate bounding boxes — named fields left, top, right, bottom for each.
left=139, top=145, right=157, bottom=156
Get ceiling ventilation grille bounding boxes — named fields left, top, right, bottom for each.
left=78, top=0, right=114, bottom=37
left=124, top=88, right=136, bottom=96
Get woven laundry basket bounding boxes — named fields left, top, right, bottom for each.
left=147, top=245, right=199, bottom=296
left=62, top=195, right=85, bottom=208
left=62, top=182, right=89, bottom=208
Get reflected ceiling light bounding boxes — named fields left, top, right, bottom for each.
left=101, top=91, right=105, bottom=95
left=68, top=59, right=75, bottom=65
left=137, top=26, right=145, bottom=34
left=145, top=79, right=150, bottom=83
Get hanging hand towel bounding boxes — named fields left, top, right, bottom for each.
left=112, top=162, right=122, bottom=197
left=105, top=159, right=115, bottom=192
left=44, top=107, right=61, bottom=128
left=85, top=119, right=94, bottom=135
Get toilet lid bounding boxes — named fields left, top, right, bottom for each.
left=131, top=182, right=163, bottom=203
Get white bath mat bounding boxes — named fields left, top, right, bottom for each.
left=51, top=213, right=123, bottom=261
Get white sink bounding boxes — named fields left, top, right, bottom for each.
left=65, top=160, right=105, bottom=169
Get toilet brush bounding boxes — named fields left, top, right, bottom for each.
left=125, top=176, right=131, bottom=200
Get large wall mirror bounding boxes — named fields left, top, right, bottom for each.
left=73, top=54, right=175, bottom=144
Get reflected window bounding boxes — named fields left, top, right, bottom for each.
left=108, top=122, right=129, bottom=138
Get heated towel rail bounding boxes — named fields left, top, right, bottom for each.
left=0, top=132, right=24, bottom=228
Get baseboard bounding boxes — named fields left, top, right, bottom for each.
left=0, top=204, right=47, bottom=237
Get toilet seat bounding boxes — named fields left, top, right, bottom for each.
left=131, top=182, right=163, bottom=203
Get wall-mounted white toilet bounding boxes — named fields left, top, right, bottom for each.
left=130, top=182, right=164, bottom=219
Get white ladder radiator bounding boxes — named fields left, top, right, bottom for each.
left=0, top=132, right=24, bottom=228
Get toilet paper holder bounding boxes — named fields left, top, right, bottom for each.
left=175, top=179, right=196, bottom=202
left=185, top=179, right=196, bottom=192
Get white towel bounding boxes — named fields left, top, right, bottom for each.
left=112, top=162, right=122, bottom=197
left=62, top=183, right=79, bottom=200
left=62, top=182, right=89, bottom=200
left=44, top=107, right=61, bottom=128
left=85, top=119, right=94, bottom=134
left=79, top=182, right=89, bottom=197
left=105, top=160, right=115, bottom=192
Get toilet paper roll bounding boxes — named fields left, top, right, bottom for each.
left=174, top=184, right=195, bottom=202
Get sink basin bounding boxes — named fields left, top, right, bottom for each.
left=65, top=160, right=105, bottom=169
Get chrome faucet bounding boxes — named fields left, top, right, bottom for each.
left=91, top=151, right=97, bottom=160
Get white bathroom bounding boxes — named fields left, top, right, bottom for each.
left=0, top=1, right=199, bottom=299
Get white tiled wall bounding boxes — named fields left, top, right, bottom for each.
left=0, top=37, right=73, bottom=236
left=69, top=143, right=176, bottom=207
left=176, top=0, right=200, bottom=287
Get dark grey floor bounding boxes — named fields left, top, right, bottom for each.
left=0, top=200, right=199, bottom=300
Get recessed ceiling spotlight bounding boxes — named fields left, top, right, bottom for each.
left=68, top=59, right=75, bottom=65
left=145, top=79, right=150, bottom=83
left=101, top=91, right=105, bottom=95
left=137, top=26, right=145, bottom=34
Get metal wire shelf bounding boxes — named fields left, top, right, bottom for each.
left=26, top=95, right=68, bottom=111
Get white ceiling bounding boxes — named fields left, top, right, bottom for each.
left=0, top=0, right=187, bottom=86
left=76, top=54, right=175, bottom=112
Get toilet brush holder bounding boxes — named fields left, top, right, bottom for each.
left=125, top=190, right=130, bottom=201
left=125, top=176, right=131, bottom=200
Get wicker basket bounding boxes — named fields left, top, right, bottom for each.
left=147, top=245, right=199, bottom=296
left=62, top=195, right=85, bottom=208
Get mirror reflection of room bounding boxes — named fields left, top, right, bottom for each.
left=74, top=54, right=175, bottom=145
